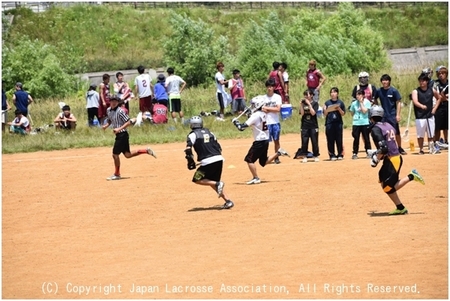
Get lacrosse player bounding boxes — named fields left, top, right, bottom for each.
left=232, top=95, right=290, bottom=185
left=185, top=116, right=234, bottom=209
left=368, top=105, right=425, bottom=215
left=54, top=105, right=77, bottom=131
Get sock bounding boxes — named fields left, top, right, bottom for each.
left=137, top=149, right=147, bottom=154
left=181, top=117, right=185, bottom=123
left=396, top=203, right=405, bottom=210
left=173, top=118, right=177, bottom=123
left=408, top=174, right=414, bottom=181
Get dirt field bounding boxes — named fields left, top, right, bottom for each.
left=2, top=129, right=448, bottom=299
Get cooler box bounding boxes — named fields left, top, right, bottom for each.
left=280, top=104, right=292, bottom=120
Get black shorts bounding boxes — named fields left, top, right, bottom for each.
left=379, top=155, right=403, bottom=193
left=192, top=160, right=223, bottom=183
left=113, top=132, right=130, bottom=155
left=170, top=98, right=182, bottom=113
left=435, top=104, right=448, bottom=131
left=385, top=118, right=401, bottom=135
left=245, top=140, right=269, bottom=167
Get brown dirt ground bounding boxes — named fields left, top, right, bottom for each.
left=2, top=128, right=448, bottom=299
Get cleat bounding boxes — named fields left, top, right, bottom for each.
left=277, top=148, right=290, bottom=157
left=352, top=154, right=358, bottom=160
left=106, top=174, right=121, bottom=181
left=314, top=157, right=320, bottom=162
left=302, top=157, right=307, bottom=163
left=223, top=200, right=234, bottom=209
left=331, top=156, right=337, bottom=161
left=274, top=157, right=281, bottom=164
left=429, top=142, right=436, bottom=154
left=389, top=208, right=408, bottom=215
left=337, top=156, right=343, bottom=160
left=215, top=181, right=224, bottom=198
left=147, top=147, right=157, bottom=158
left=246, top=177, right=261, bottom=185
left=410, top=169, right=425, bottom=185
left=398, top=147, right=407, bottom=155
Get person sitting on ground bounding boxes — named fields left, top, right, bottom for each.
left=54, top=105, right=77, bottom=131
left=8, top=109, right=30, bottom=135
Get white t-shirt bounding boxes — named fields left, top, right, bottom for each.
left=283, top=71, right=289, bottom=83
left=245, top=110, right=268, bottom=141
left=134, top=74, right=152, bottom=98
left=165, top=75, right=185, bottom=98
left=14, top=116, right=30, bottom=128
left=215, top=72, right=226, bottom=94
left=264, top=93, right=282, bottom=125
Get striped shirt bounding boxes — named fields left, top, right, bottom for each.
left=106, top=106, right=130, bottom=133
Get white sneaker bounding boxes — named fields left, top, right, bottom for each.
left=215, top=117, right=225, bottom=121
left=147, top=147, right=157, bottom=158
left=246, top=177, right=261, bottom=185
left=429, top=142, right=436, bottom=154
left=106, top=174, right=121, bottom=181
left=277, top=148, right=290, bottom=157
left=302, top=157, right=308, bottom=163
left=314, top=157, right=320, bottom=162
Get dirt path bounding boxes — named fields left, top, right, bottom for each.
left=2, top=129, right=448, bottom=298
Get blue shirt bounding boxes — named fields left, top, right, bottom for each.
left=377, top=86, right=402, bottom=123
left=154, top=82, right=168, bottom=101
left=14, top=90, right=29, bottom=114
left=2, top=90, right=7, bottom=110
left=324, top=99, right=346, bottom=125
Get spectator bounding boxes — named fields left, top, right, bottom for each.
left=351, top=72, right=377, bottom=105
left=134, top=65, right=154, bottom=115
left=349, top=90, right=372, bottom=159
left=86, top=84, right=100, bottom=127
left=298, top=90, right=320, bottom=163
left=151, top=102, right=168, bottom=124
left=99, top=74, right=111, bottom=125
left=433, top=66, right=448, bottom=147
left=165, top=67, right=186, bottom=124
left=154, top=74, right=168, bottom=108
left=267, top=61, right=286, bottom=103
left=54, top=105, right=77, bottom=131
left=305, top=60, right=326, bottom=103
left=2, top=81, right=11, bottom=132
left=279, top=62, right=290, bottom=104
left=323, top=87, right=346, bottom=160
left=376, top=74, right=405, bottom=154
left=8, top=109, right=30, bottom=135
left=228, top=69, right=247, bottom=116
left=114, top=71, right=133, bottom=113
left=262, top=79, right=283, bottom=164
left=214, top=62, right=229, bottom=121
left=12, top=82, right=33, bottom=117
left=411, top=72, right=441, bottom=154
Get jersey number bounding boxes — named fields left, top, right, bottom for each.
left=203, top=134, right=210, bottom=143
left=385, top=129, right=395, bottom=141
left=262, top=122, right=268, bottom=131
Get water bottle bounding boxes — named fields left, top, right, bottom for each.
left=317, top=106, right=323, bottom=118
left=409, top=140, right=415, bottom=151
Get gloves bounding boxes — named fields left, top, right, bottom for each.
left=369, top=150, right=379, bottom=168
left=184, top=148, right=196, bottom=170
left=233, top=119, right=244, bottom=131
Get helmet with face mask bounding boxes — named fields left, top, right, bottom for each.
left=358, top=72, right=369, bottom=86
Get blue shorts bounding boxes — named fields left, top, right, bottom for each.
left=267, top=123, right=281, bottom=141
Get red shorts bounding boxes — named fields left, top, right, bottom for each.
left=139, top=96, right=153, bottom=112
left=98, top=102, right=110, bottom=118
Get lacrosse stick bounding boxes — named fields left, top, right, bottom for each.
left=231, top=106, right=251, bottom=124
left=402, top=100, right=413, bottom=142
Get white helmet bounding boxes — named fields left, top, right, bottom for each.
left=358, top=71, right=369, bottom=85
left=189, top=116, right=203, bottom=129
left=370, top=105, right=384, bottom=118
left=358, top=71, right=369, bottom=78
left=250, top=95, right=266, bottom=113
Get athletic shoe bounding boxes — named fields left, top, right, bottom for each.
left=216, top=181, right=224, bottom=198
left=418, top=150, right=425, bottom=155
left=314, top=157, right=320, bottom=162
left=429, top=142, right=436, bottom=154
left=435, top=145, right=441, bottom=154
left=337, top=156, right=343, bottom=160
left=277, top=148, right=290, bottom=157
left=410, top=169, right=425, bottom=185
left=389, top=208, right=408, bottom=215
left=331, top=156, right=337, bottom=161
left=352, top=154, right=358, bottom=160
left=106, top=174, right=121, bottom=181
left=147, top=147, right=157, bottom=158
left=436, top=141, right=448, bottom=149
left=366, top=153, right=372, bottom=159
left=223, top=200, right=234, bottom=209
left=302, top=157, right=308, bottom=163
left=215, top=117, right=225, bottom=122
left=398, top=147, right=407, bottom=155
left=274, top=157, right=281, bottom=164
left=246, top=177, right=261, bottom=185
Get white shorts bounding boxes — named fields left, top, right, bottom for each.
left=415, top=116, right=435, bottom=139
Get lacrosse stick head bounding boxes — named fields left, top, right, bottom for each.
left=58, top=102, right=66, bottom=110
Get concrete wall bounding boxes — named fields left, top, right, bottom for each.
left=80, top=68, right=167, bottom=87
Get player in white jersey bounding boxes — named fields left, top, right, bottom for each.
left=233, top=96, right=290, bottom=185
left=262, top=79, right=283, bottom=163
left=134, top=65, right=154, bottom=113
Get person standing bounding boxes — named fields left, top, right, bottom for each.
left=98, top=74, right=111, bottom=125
left=232, top=96, right=290, bottom=185
left=323, top=87, right=346, bottom=160
left=279, top=62, right=290, bottom=104
left=114, top=71, right=133, bottom=113
left=86, top=84, right=100, bottom=127
left=305, top=60, right=326, bottom=103
left=411, top=72, right=441, bottom=154
left=367, top=105, right=425, bottom=215
left=433, top=66, right=448, bottom=147
left=102, top=95, right=157, bottom=181
left=299, top=90, right=320, bottom=163
left=214, top=62, right=229, bottom=121
left=262, top=79, right=283, bottom=164
left=185, top=116, right=234, bottom=209
left=349, top=90, right=372, bottom=159
left=165, top=67, right=186, bottom=123
left=376, top=74, right=405, bottom=154
left=134, top=65, right=154, bottom=115
left=2, top=82, right=11, bottom=132
left=12, top=82, right=33, bottom=117
left=352, top=72, right=377, bottom=105
left=228, top=69, right=247, bottom=116
left=267, top=61, right=286, bottom=103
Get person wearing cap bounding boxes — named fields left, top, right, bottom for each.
left=165, top=67, right=186, bottom=123
left=86, top=83, right=100, bottom=127
left=434, top=65, right=444, bottom=82
left=8, top=109, right=30, bottom=135
left=228, top=69, right=247, bottom=116
left=12, top=82, right=33, bottom=117
left=54, top=105, right=77, bottom=131
left=154, top=73, right=168, bottom=107
left=351, top=71, right=377, bottom=105
left=305, top=59, right=326, bottom=103
left=102, top=94, right=157, bottom=181
left=114, top=71, right=133, bottom=113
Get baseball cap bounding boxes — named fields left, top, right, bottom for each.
left=89, top=83, right=97, bottom=89
left=15, top=82, right=23, bottom=88
left=436, top=65, right=445, bottom=72
left=157, top=74, right=166, bottom=81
